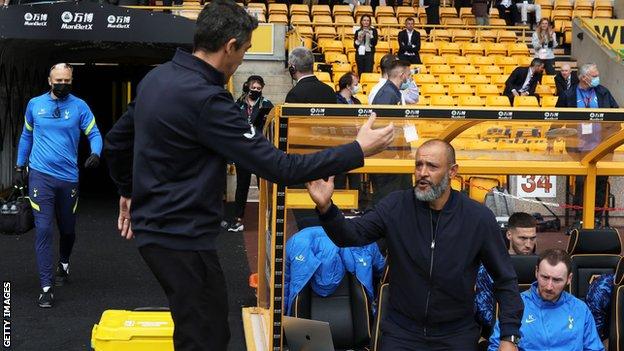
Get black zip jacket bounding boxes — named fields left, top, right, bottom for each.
left=104, top=49, right=364, bottom=250
left=318, top=189, right=523, bottom=338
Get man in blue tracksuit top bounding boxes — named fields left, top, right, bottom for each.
left=489, top=249, right=604, bottom=351
left=15, top=63, right=102, bottom=308
left=306, top=139, right=523, bottom=350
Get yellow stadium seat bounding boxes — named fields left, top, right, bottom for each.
left=490, top=74, right=509, bottom=90
left=296, top=26, right=314, bottom=37
left=440, top=74, right=464, bottom=87
left=494, top=56, right=518, bottom=67
left=268, top=14, right=288, bottom=24
left=377, top=16, right=399, bottom=25
left=268, top=3, right=287, bottom=15
left=593, top=9, right=612, bottom=18
left=354, top=5, right=373, bottom=17
left=320, top=40, right=344, bottom=53
left=457, top=95, right=485, bottom=107
left=380, top=27, right=401, bottom=40
left=489, top=7, right=500, bottom=19
left=338, top=27, right=356, bottom=40
left=554, top=0, right=573, bottom=11
left=442, top=17, right=464, bottom=25
left=451, top=29, right=474, bottom=43
left=335, top=15, right=355, bottom=25
left=290, top=14, right=311, bottom=26
left=541, top=75, right=556, bottom=87
left=413, top=73, right=437, bottom=85
left=447, top=56, right=471, bottom=67
left=465, top=74, right=490, bottom=86
left=469, top=177, right=500, bottom=203
left=574, top=0, right=592, bottom=11
left=314, top=71, right=332, bottom=82
left=375, top=5, right=395, bottom=17
left=247, top=3, right=266, bottom=14
left=573, top=9, right=593, bottom=18
left=315, top=26, right=337, bottom=39
left=541, top=96, right=559, bottom=107
left=422, top=55, right=447, bottom=65
left=451, top=175, right=464, bottom=191
left=311, top=4, right=331, bottom=16
left=470, top=55, right=494, bottom=67
left=438, top=42, right=462, bottom=56
left=411, top=64, right=427, bottom=74
left=396, top=6, right=416, bottom=18
left=503, top=66, right=517, bottom=75
left=290, top=4, right=309, bottom=16
left=430, top=65, right=453, bottom=76
left=420, top=84, right=447, bottom=96
left=459, top=7, right=475, bottom=20
left=431, top=29, right=452, bottom=42
left=479, top=65, right=503, bottom=76
left=594, top=0, right=613, bottom=14
left=326, top=52, right=348, bottom=63
left=416, top=96, right=429, bottom=105
left=476, top=29, right=497, bottom=42
left=420, top=42, right=438, bottom=56
left=489, top=18, right=507, bottom=26
left=462, top=43, right=485, bottom=57
left=497, top=30, right=517, bottom=43
left=313, top=14, right=333, bottom=26
left=485, top=95, right=511, bottom=107
left=551, top=9, right=572, bottom=21
left=517, top=56, right=534, bottom=67
left=376, top=41, right=391, bottom=53
left=454, top=65, right=479, bottom=78
left=507, top=43, right=530, bottom=57
left=430, top=95, right=455, bottom=106
left=332, top=63, right=352, bottom=77
left=354, top=93, right=368, bottom=104
left=485, top=42, right=508, bottom=56
left=448, top=84, right=474, bottom=100
left=439, top=7, right=458, bottom=19
left=537, top=0, right=554, bottom=11
left=475, top=84, right=500, bottom=96
left=513, top=96, right=539, bottom=107
left=360, top=73, right=381, bottom=84
left=535, top=84, right=554, bottom=96
left=332, top=5, right=352, bottom=16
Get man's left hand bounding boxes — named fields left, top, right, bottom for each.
left=499, top=341, right=518, bottom=351
left=305, top=176, right=335, bottom=214
left=84, top=154, right=100, bottom=168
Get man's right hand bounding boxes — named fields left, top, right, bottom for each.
left=356, top=112, right=395, bottom=157
left=13, top=166, right=27, bottom=186
left=118, top=196, right=133, bottom=240
left=512, top=90, right=520, bottom=97
left=305, top=176, right=335, bottom=214
left=499, top=341, right=518, bottom=351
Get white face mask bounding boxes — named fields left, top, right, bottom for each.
left=351, top=84, right=360, bottom=94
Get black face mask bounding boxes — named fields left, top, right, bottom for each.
left=248, top=90, right=262, bottom=100
left=52, top=83, right=71, bottom=99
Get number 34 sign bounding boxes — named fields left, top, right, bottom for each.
left=515, top=175, right=557, bottom=198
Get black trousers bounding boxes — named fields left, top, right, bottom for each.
left=497, top=4, right=519, bottom=26
left=425, top=4, right=440, bottom=26
left=356, top=52, right=374, bottom=77
left=399, top=54, right=421, bottom=64
left=574, top=175, right=608, bottom=221
left=234, top=167, right=256, bottom=219
left=139, top=245, right=230, bottom=351
left=542, top=58, right=556, bottom=75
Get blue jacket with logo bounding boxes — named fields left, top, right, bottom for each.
left=284, top=226, right=385, bottom=315
left=585, top=273, right=614, bottom=340
left=17, top=92, right=102, bottom=182
left=489, top=282, right=604, bottom=351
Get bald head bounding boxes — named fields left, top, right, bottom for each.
left=48, top=63, right=73, bottom=85
left=418, top=139, right=456, bottom=166
left=560, top=64, right=571, bottom=80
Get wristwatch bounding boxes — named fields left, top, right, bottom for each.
left=500, top=335, right=521, bottom=345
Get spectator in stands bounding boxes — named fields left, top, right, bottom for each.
left=15, top=63, right=102, bottom=308
left=228, top=75, right=274, bottom=233
left=354, top=15, right=378, bottom=76
left=372, top=59, right=411, bottom=105
left=516, top=0, right=541, bottom=28
left=475, top=212, right=537, bottom=332
left=369, top=54, right=420, bottom=105
left=503, top=58, right=544, bottom=105
left=496, top=0, right=520, bottom=26
left=104, top=0, right=396, bottom=349
left=335, top=72, right=361, bottom=105
left=424, top=0, right=440, bottom=28
left=556, top=63, right=618, bottom=229
left=398, top=17, right=421, bottom=64
left=489, top=249, right=604, bottom=351
left=306, top=139, right=523, bottom=350
left=472, top=0, right=490, bottom=25
left=554, top=63, right=579, bottom=97
left=285, top=47, right=336, bottom=103
left=532, top=19, right=557, bottom=75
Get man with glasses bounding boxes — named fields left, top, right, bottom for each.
left=15, top=63, right=102, bottom=308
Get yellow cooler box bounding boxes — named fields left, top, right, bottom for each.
left=91, top=309, right=174, bottom=351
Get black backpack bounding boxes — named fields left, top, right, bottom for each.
left=0, top=186, right=34, bottom=235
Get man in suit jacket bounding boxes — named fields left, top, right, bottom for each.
left=503, top=58, right=544, bottom=105
left=554, top=64, right=579, bottom=97
left=285, top=47, right=336, bottom=104
left=397, top=18, right=421, bottom=64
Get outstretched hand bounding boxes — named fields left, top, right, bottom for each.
left=355, top=112, right=395, bottom=157
left=305, top=176, right=335, bottom=214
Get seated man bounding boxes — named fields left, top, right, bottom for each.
left=475, top=212, right=537, bottom=331
left=489, top=249, right=604, bottom=351
left=503, top=58, right=544, bottom=105
left=516, top=0, right=541, bottom=27
left=585, top=273, right=615, bottom=342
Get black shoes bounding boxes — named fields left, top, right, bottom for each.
left=38, top=288, right=54, bottom=308
left=55, top=262, right=70, bottom=287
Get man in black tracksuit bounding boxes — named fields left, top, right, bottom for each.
left=306, top=139, right=523, bottom=351
left=103, top=1, right=394, bottom=350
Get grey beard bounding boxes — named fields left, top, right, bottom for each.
left=414, top=174, right=450, bottom=202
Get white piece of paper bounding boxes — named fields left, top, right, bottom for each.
left=358, top=45, right=366, bottom=56
left=404, top=125, right=419, bottom=142
left=581, top=123, right=593, bottom=135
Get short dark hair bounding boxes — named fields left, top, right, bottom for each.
left=194, top=0, right=258, bottom=53
left=508, top=212, right=537, bottom=229
left=405, top=17, right=415, bottom=24
left=537, top=249, right=572, bottom=275
left=338, top=72, right=356, bottom=90
left=380, top=54, right=398, bottom=75
left=387, top=59, right=410, bottom=78
left=418, top=139, right=456, bottom=165
left=247, top=75, right=265, bottom=87
left=530, top=58, right=545, bottom=67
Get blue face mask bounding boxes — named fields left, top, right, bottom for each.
left=400, top=80, right=411, bottom=90
left=590, top=76, right=600, bottom=87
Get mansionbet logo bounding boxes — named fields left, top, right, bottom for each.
left=60, top=11, right=94, bottom=30
left=23, top=12, right=48, bottom=26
